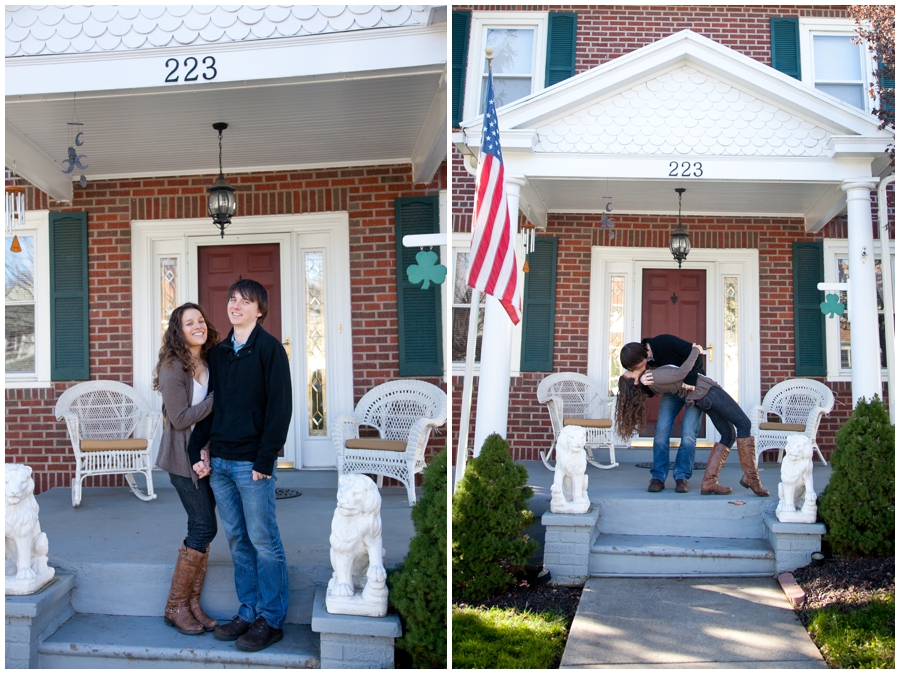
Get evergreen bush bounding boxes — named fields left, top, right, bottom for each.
left=389, top=449, right=447, bottom=668
left=452, top=434, right=538, bottom=602
left=818, top=396, right=894, bottom=557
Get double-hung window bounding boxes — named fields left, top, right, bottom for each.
left=462, top=13, right=549, bottom=122
left=799, top=19, right=874, bottom=111
left=823, top=239, right=895, bottom=380
left=5, top=210, right=51, bottom=385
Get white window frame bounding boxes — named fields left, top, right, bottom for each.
left=451, top=231, right=523, bottom=377
left=823, top=238, right=894, bottom=381
left=462, top=11, right=549, bottom=123
left=5, top=210, right=51, bottom=387
left=799, top=18, right=876, bottom=111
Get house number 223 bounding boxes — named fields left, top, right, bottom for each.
left=164, top=56, right=217, bottom=83
left=668, top=161, right=703, bottom=177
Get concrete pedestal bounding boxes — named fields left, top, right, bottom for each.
left=541, top=507, right=601, bottom=585
left=311, top=585, right=402, bottom=669
left=763, top=513, right=826, bottom=573
left=5, top=572, right=75, bottom=669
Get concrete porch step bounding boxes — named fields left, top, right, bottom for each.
left=590, top=533, right=775, bottom=577
left=38, top=614, right=319, bottom=669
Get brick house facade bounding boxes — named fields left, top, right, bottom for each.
left=6, top=164, right=447, bottom=494
left=451, top=5, right=894, bottom=463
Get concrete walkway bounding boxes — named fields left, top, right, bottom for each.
left=561, top=577, right=827, bottom=668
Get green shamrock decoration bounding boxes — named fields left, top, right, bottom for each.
left=820, top=293, right=845, bottom=318
left=407, top=250, right=447, bottom=290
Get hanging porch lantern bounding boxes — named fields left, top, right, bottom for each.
left=669, top=187, right=691, bottom=269
left=207, top=122, right=236, bottom=238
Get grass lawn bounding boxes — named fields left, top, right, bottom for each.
left=806, top=593, right=895, bottom=669
left=452, top=606, right=569, bottom=669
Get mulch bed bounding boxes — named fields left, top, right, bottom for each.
left=791, top=555, right=894, bottom=626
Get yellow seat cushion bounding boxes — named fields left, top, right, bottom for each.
left=564, top=418, right=612, bottom=429
left=344, top=439, right=408, bottom=452
left=80, top=439, right=149, bottom=452
left=759, top=423, right=807, bottom=432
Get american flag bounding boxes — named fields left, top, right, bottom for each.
left=466, top=68, right=522, bottom=325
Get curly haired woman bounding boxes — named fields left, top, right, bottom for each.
left=152, top=303, right=221, bottom=635
left=615, top=344, right=769, bottom=498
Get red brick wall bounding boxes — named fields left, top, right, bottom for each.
left=6, top=162, right=446, bottom=494
left=451, top=211, right=891, bottom=464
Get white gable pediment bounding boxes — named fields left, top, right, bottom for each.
left=534, top=63, right=832, bottom=157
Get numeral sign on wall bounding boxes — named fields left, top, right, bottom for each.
left=164, top=56, right=217, bottom=83
left=668, top=161, right=703, bottom=177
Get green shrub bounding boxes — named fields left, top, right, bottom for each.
left=452, top=434, right=538, bottom=602
left=818, top=396, right=894, bottom=557
left=389, top=449, right=447, bottom=668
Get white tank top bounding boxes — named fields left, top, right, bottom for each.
left=190, top=377, right=209, bottom=431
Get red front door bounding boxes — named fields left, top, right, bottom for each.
left=640, top=268, right=706, bottom=438
left=197, top=243, right=282, bottom=342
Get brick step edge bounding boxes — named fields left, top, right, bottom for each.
left=777, top=572, right=808, bottom=607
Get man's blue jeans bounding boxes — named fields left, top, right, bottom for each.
left=652, top=393, right=703, bottom=483
left=209, top=457, right=289, bottom=629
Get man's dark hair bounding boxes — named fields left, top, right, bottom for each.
left=227, top=278, right=269, bottom=324
left=620, top=342, right=648, bottom=370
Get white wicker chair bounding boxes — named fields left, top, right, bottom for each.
left=55, top=380, right=161, bottom=507
left=332, top=380, right=447, bottom=506
left=537, top=372, right=618, bottom=470
left=750, top=379, right=834, bottom=466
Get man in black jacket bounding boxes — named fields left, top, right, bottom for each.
left=188, top=279, right=292, bottom=652
left=620, top=334, right=704, bottom=493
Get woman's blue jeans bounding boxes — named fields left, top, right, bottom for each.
left=209, top=457, right=289, bottom=629
left=694, top=385, right=752, bottom=448
left=168, top=472, right=217, bottom=553
left=652, top=392, right=703, bottom=482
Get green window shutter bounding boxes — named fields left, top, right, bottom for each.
left=792, top=241, right=826, bottom=376
left=49, top=212, right=89, bottom=380
left=545, top=13, right=577, bottom=88
left=878, top=56, right=894, bottom=121
left=395, top=196, right=443, bottom=377
left=770, top=17, right=801, bottom=80
left=520, top=236, right=557, bottom=372
left=452, top=11, right=471, bottom=127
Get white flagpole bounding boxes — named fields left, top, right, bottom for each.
left=454, top=290, right=480, bottom=490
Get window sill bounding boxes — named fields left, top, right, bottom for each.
left=5, top=380, right=55, bottom=390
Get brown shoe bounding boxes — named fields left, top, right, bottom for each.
left=236, top=616, right=284, bottom=652
left=647, top=478, right=665, bottom=492
left=736, top=437, right=770, bottom=497
left=700, top=443, right=733, bottom=495
left=675, top=479, right=689, bottom=493
left=188, top=546, right=218, bottom=632
left=214, top=615, right=253, bottom=641
left=163, top=544, right=206, bottom=636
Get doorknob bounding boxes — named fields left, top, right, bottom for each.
left=282, top=337, right=291, bottom=361
left=706, top=343, right=714, bottom=363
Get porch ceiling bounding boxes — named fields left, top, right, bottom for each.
left=6, top=67, right=446, bottom=201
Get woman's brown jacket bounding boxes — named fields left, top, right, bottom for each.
left=155, top=360, right=213, bottom=484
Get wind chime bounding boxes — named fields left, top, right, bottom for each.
left=520, top=221, right=536, bottom=273
left=61, top=93, right=88, bottom=188
left=597, top=178, right=615, bottom=240
left=6, top=165, right=25, bottom=253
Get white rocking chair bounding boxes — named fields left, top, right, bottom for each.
left=55, top=380, right=161, bottom=507
left=332, top=379, right=447, bottom=506
left=537, top=372, right=619, bottom=470
left=750, top=378, right=834, bottom=466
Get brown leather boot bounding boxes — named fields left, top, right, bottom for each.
left=189, top=546, right=218, bottom=632
left=736, top=436, right=770, bottom=497
left=164, top=544, right=205, bottom=635
left=700, top=443, right=733, bottom=495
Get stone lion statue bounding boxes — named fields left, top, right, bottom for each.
left=6, top=464, right=55, bottom=595
left=326, top=474, right=387, bottom=616
left=776, top=435, right=817, bottom=523
left=550, top=425, right=590, bottom=514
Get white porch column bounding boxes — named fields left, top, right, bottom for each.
left=472, top=175, right=525, bottom=456
left=841, top=178, right=882, bottom=405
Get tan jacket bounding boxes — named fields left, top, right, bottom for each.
left=648, top=346, right=720, bottom=405
left=155, top=360, right=213, bottom=483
